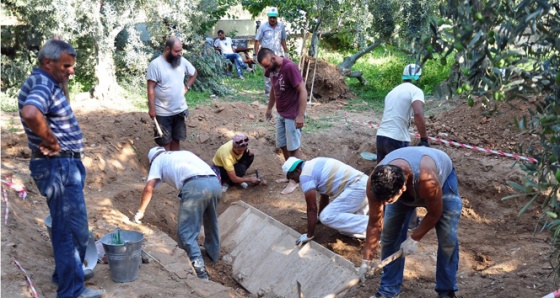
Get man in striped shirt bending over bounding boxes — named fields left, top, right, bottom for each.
left=282, top=157, right=369, bottom=246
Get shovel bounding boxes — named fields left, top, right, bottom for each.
left=153, top=118, right=163, bottom=139
left=323, top=249, right=403, bottom=298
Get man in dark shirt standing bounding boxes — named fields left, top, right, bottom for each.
left=257, top=47, right=307, bottom=194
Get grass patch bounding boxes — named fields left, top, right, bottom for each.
left=0, top=94, right=18, bottom=112
left=321, top=47, right=452, bottom=103
left=220, top=66, right=266, bottom=104
left=304, top=115, right=334, bottom=134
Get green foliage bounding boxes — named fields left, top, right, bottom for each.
left=114, top=26, right=153, bottom=88
left=323, top=47, right=453, bottom=101
left=418, top=0, right=559, bottom=282
left=185, top=45, right=233, bottom=97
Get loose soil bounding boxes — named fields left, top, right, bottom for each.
left=1, top=88, right=555, bottom=298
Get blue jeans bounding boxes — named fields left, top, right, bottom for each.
left=30, top=157, right=89, bottom=298
left=224, top=53, right=246, bottom=77
left=376, top=135, right=419, bottom=229
left=177, top=176, right=222, bottom=266
left=377, top=169, right=461, bottom=297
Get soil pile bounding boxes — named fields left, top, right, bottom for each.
left=301, top=57, right=353, bottom=102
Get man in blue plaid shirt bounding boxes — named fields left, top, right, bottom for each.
left=18, top=39, right=105, bottom=298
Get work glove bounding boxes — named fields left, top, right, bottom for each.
left=133, top=211, right=144, bottom=224
left=400, top=236, right=418, bottom=256
left=418, top=137, right=430, bottom=147
left=357, top=259, right=374, bottom=282
left=295, top=233, right=314, bottom=246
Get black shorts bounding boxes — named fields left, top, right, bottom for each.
left=154, top=110, right=188, bottom=146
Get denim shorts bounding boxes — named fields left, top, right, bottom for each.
left=155, top=109, right=188, bottom=146
left=276, top=114, right=301, bottom=151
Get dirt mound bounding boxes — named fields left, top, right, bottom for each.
left=427, top=97, right=542, bottom=160
left=301, top=57, right=353, bottom=102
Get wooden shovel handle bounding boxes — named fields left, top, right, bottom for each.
left=322, top=249, right=404, bottom=298
left=153, top=118, right=163, bottom=137
left=368, top=249, right=403, bottom=275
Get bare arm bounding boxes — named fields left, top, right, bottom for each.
left=295, top=81, right=308, bottom=128
left=281, top=39, right=288, bottom=56
left=304, top=190, right=319, bottom=237
left=226, top=168, right=259, bottom=184
left=410, top=166, right=443, bottom=241
left=318, top=194, right=329, bottom=215
left=147, top=80, right=157, bottom=119
left=21, top=105, right=60, bottom=155
left=138, top=179, right=158, bottom=213
left=362, top=175, right=384, bottom=261
left=253, top=40, right=261, bottom=59
left=412, top=100, right=427, bottom=139
left=265, top=86, right=276, bottom=121
left=184, top=70, right=198, bottom=94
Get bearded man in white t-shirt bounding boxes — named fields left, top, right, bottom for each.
left=147, top=37, right=198, bottom=151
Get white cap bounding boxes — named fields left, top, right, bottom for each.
left=267, top=7, right=279, bottom=17
left=148, top=146, right=165, bottom=163
left=282, top=157, right=303, bottom=174
left=402, top=64, right=422, bottom=80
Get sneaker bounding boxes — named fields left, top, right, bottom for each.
left=192, top=262, right=209, bottom=280
left=339, top=231, right=366, bottom=239
left=239, top=75, right=245, bottom=80
left=52, top=269, right=94, bottom=284
left=247, top=66, right=254, bottom=73
left=78, top=287, right=106, bottom=298
left=240, top=182, right=248, bottom=189
left=221, top=183, right=229, bottom=193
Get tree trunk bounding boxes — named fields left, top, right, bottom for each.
left=307, top=19, right=322, bottom=58
left=93, top=46, right=119, bottom=100
left=337, top=40, right=383, bottom=84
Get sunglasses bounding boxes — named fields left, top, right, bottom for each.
left=235, top=138, right=249, bottom=145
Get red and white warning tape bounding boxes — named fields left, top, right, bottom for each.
left=343, top=112, right=538, bottom=164
left=1, top=180, right=27, bottom=200
left=3, top=187, right=9, bottom=225
left=13, top=257, right=39, bottom=298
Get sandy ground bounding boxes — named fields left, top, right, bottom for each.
left=1, top=88, right=556, bottom=298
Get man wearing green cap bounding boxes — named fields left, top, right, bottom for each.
left=282, top=157, right=369, bottom=246
left=254, top=6, right=288, bottom=97
left=376, top=63, right=428, bottom=231
left=376, top=63, right=428, bottom=161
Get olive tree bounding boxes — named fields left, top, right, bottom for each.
left=2, top=0, right=223, bottom=101
left=418, top=0, right=560, bottom=281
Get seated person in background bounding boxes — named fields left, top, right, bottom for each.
left=213, top=30, right=250, bottom=79
left=212, top=134, right=262, bottom=192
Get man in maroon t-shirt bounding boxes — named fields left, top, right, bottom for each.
left=257, top=48, right=308, bottom=194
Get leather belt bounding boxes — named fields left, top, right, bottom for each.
left=31, top=151, right=82, bottom=159
left=183, top=175, right=215, bottom=185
